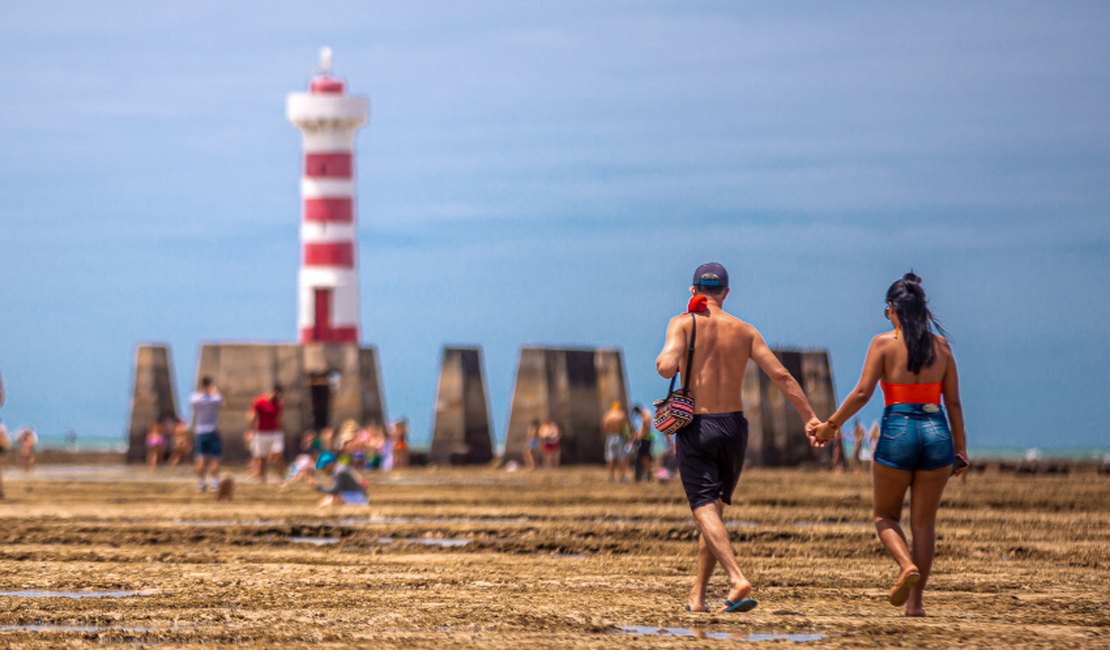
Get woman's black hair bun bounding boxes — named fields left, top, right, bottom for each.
left=902, top=271, right=922, bottom=284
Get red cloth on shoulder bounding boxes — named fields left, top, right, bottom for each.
left=687, top=295, right=709, bottom=313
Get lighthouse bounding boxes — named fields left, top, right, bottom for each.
left=128, top=49, right=388, bottom=463
left=286, top=47, right=369, bottom=343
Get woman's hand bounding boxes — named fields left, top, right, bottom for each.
left=806, top=419, right=836, bottom=447
left=952, top=450, right=971, bottom=477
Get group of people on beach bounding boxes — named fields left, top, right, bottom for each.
left=282, top=417, right=409, bottom=504
left=520, top=418, right=563, bottom=469
left=517, top=402, right=679, bottom=482
left=141, top=377, right=406, bottom=506
left=657, top=263, right=968, bottom=617
left=601, top=401, right=670, bottom=483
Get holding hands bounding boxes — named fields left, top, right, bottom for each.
left=805, top=419, right=838, bottom=448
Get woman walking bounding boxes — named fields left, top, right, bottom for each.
left=812, top=273, right=969, bottom=616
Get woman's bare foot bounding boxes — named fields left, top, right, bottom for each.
left=685, top=598, right=707, bottom=613
left=905, top=607, right=926, bottom=617
left=889, top=566, right=920, bottom=607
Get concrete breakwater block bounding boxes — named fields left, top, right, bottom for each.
left=503, top=347, right=628, bottom=465
left=430, top=347, right=493, bottom=465
left=127, top=342, right=386, bottom=463
left=126, top=344, right=179, bottom=463
left=743, top=348, right=835, bottom=467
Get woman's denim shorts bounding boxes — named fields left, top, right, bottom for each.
left=874, top=403, right=954, bottom=472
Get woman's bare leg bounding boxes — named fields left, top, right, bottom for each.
left=873, top=463, right=915, bottom=569
left=873, top=462, right=919, bottom=605
left=906, top=466, right=950, bottom=616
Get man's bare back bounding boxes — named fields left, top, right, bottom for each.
left=602, top=408, right=627, bottom=434
left=657, top=304, right=810, bottom=417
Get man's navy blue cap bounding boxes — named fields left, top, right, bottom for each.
left=693, top=262, right=729, bottom=288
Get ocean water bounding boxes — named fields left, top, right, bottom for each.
left=968, top=446, right=1110, bottom=461
left=32, top=433, right=127, bottom=453
left=23, top=434, right=1110, bottom=462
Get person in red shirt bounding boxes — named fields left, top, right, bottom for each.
left=246, top=385, right=285, bottom=483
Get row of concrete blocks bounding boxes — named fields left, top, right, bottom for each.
left=128, top=342, right=835, bottom=467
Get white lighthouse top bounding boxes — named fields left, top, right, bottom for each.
left=287, top=47, right=369, bottom=131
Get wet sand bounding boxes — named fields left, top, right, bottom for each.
left=0, top=464, right=1106, bottom=647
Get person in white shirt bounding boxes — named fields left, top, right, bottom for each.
left=190, top=376, right=224, bottom=492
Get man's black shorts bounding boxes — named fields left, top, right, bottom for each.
left=675, top=412, right=748, bottom=510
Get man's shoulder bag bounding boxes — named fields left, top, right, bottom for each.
left=653, top=312, right=697, bottom=435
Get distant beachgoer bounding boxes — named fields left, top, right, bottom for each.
left=315, top=451, right=369, bottom=506
left=539, top=420, right=561, bottom=468
left=246, top=384, right=285, bottom=484
left=632, top=404, right=655, bottom=482
left=190, top=376, right=224, bottom=492
left=300, top=429, right=320, bottom=456
left=602, top=401, right=630, bottom=482
left=370, top=424, right=387, bottom=469
left=811, top=273, right=969, bottom=617
left=656, top=262, right=822, bottom=614
left=523, top=419, right=540, bottom=470
left=656, top=430, right=679, bottom=482
left=144, top=423, right=164, bottom=471
left=168, top=418, right=191, bottom=466
left=282, top=453, right=316, bottom=490
left=335, top=420, right=358, bottom=458
left=389, top=419, right=409, bottom=469
left=378, top=423, right=395, bottom=471
left=859, top=421, right=879, bottom=465
left=318, top=426, right=334, bottom=455
left=0, top=424, right=9, bottom=498
left=851, top=419, right=866, bottom=470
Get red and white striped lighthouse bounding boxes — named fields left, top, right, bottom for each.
left=286, top=47, right=369, bottom=344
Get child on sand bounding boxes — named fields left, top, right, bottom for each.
left=281, top=453, right=316, bottom=490
left=314, top=452, right=369, bottom=506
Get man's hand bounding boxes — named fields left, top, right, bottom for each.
left=807, top=420, right=839, bottom=447
left=805, top=418, right=823, bottom=447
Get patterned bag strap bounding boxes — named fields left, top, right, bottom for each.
left=681, top=312, right=697, bottom=392
left=667, top=312, right=698, bottom=395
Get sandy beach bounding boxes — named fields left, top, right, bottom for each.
left=0, top=463, right=1105, bottom=647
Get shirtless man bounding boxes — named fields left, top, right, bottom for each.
left=656, top=262, right=821, bottom=614
left=602, top=401, right=630, bottom=482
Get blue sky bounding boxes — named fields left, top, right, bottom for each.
left=1, top=2, right=1108, bottom=450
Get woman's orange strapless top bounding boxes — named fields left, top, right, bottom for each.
left=881, top=381, right=942, bottom=406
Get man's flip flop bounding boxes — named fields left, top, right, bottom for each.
left=889, top=570, right=920, bottom=607
left=723, top=598, right=758, bottom=613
